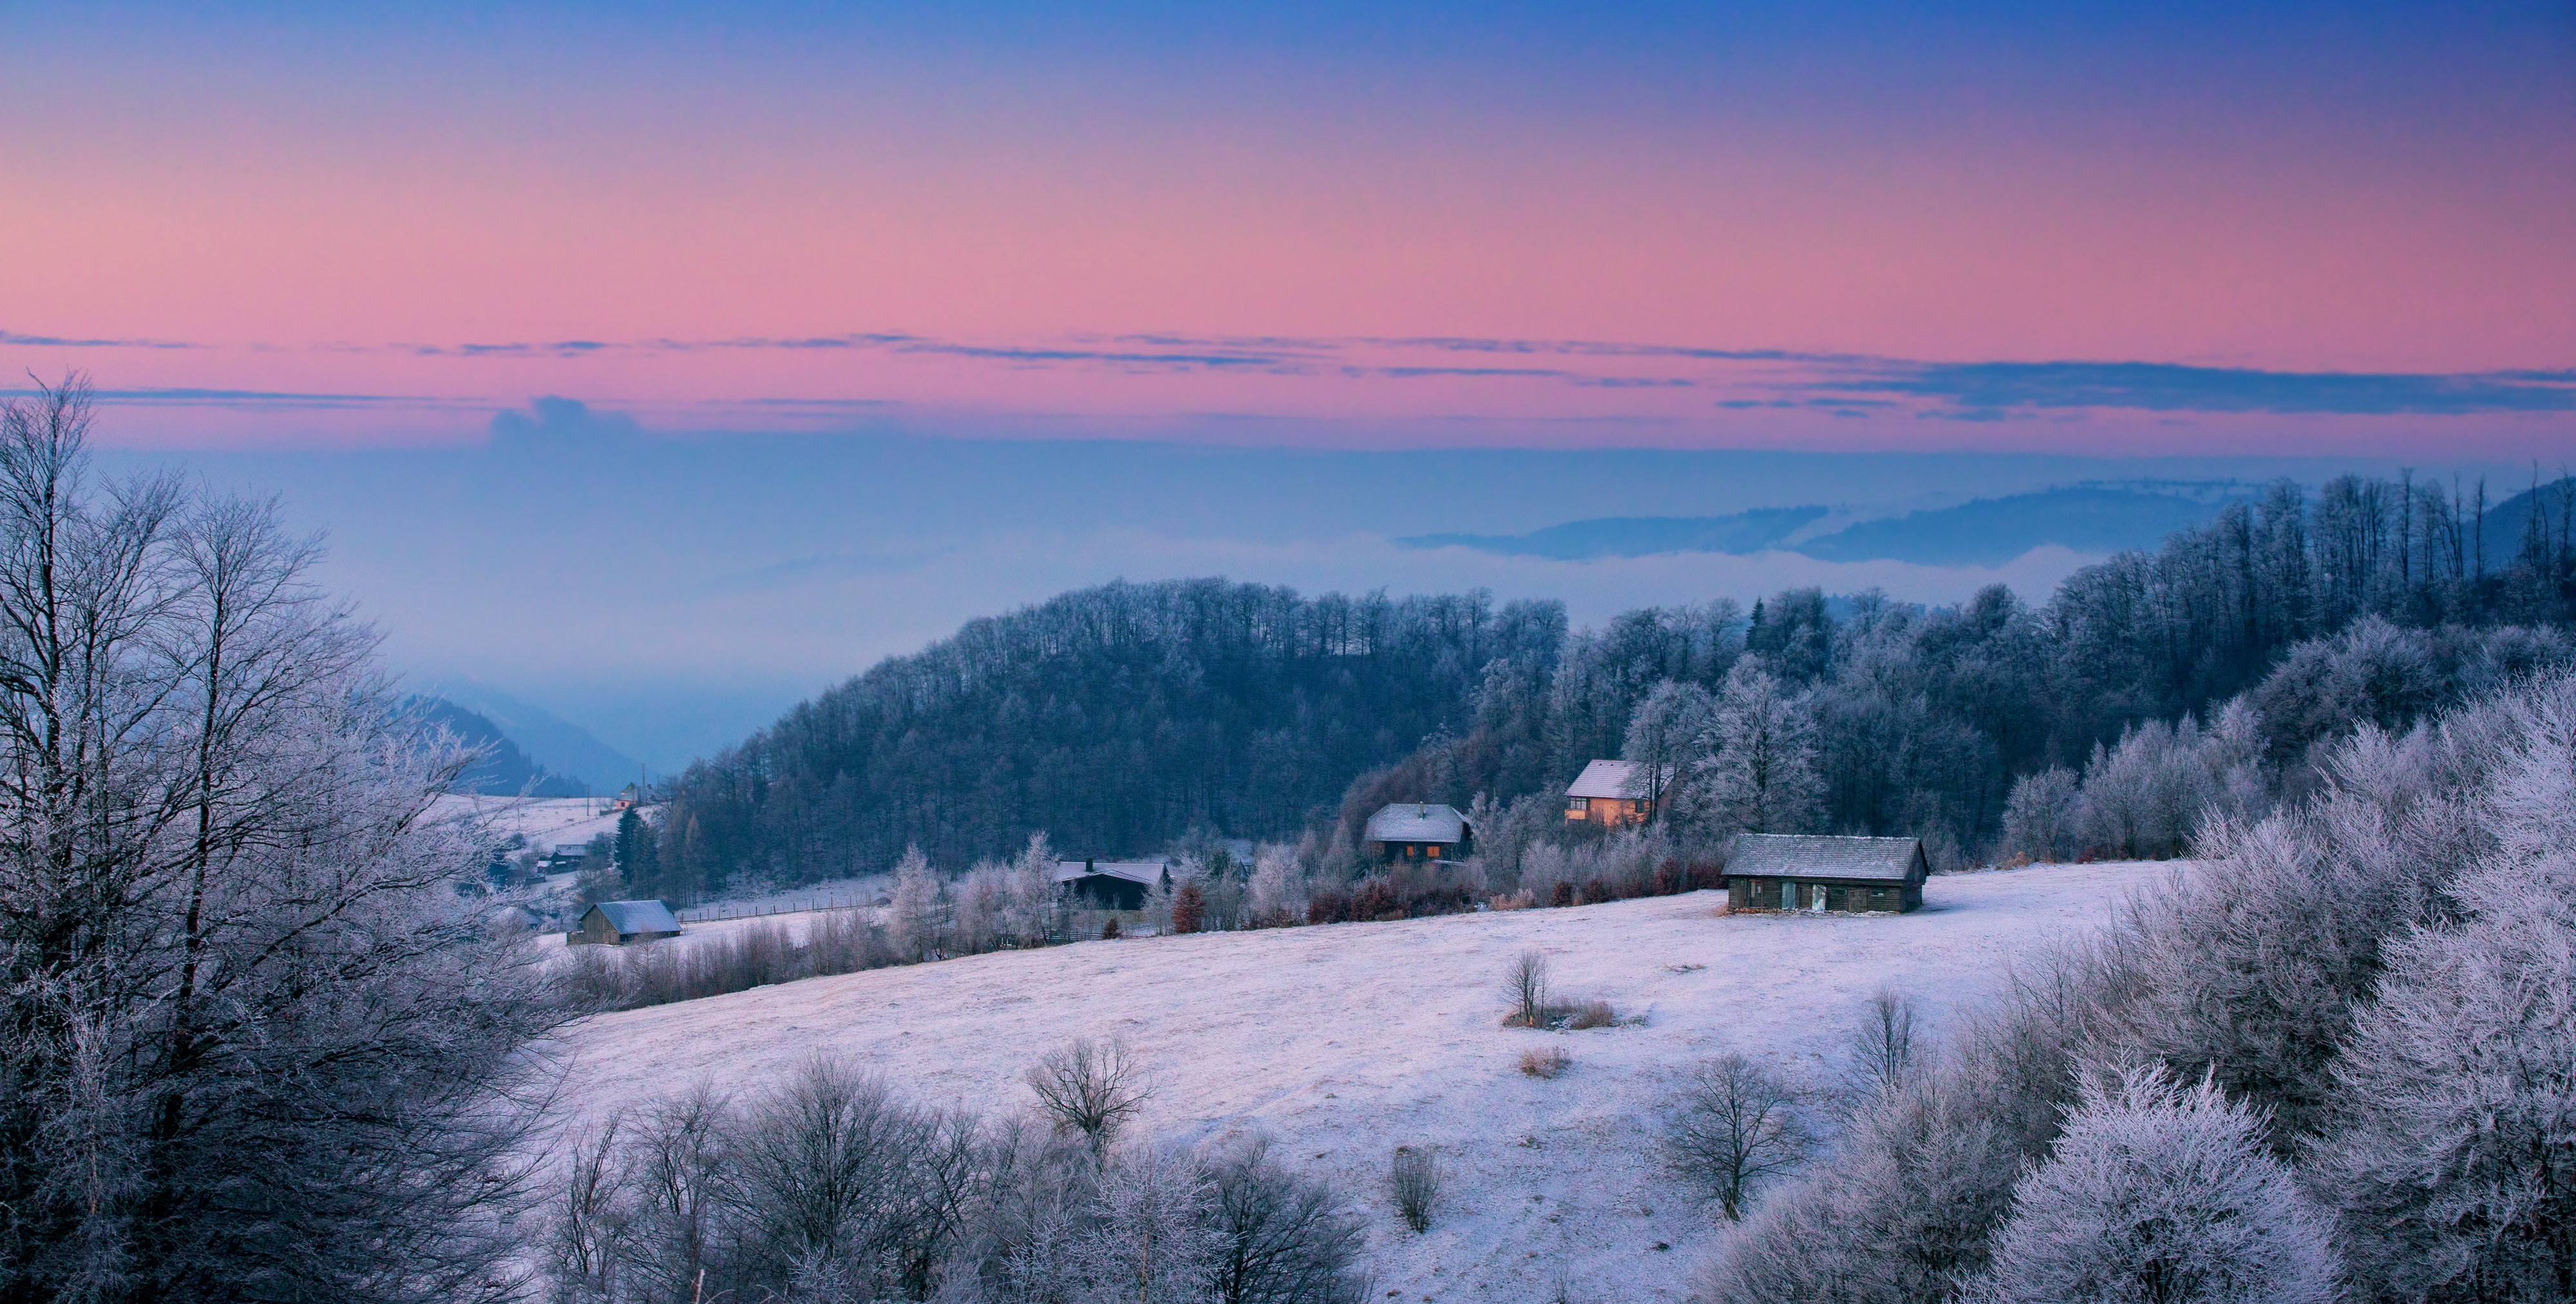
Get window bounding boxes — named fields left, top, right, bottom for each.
left=1566, top=797, right=1589, bottom=813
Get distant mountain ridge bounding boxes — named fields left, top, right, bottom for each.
left=1404, top=506, right=1828, bottom=560
left=403, top=697, right=594, bottom=797
left=419, top=677, right=645, bottom=789
left=1399, top=484, right=2251, bottom=565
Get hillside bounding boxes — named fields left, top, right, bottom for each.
left=647, top=580, right=1566, bottom=893
left=550, top=860, right=2146, bottom=1300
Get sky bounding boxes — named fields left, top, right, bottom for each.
left=6, top=1, right=2573, bottom=457
left=13, top=3, right=2576, bottom=769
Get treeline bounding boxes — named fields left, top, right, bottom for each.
left=1350, top=473, right=2575, bottom=871
left=642, top=475, right=2576, bottom=899
left=637, top=581, right=1563, bottom=898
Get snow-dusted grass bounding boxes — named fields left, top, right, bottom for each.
left=549, top=860, right=2152, bottom=1301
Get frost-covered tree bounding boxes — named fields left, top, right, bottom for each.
left=1008, top=831, right=1059, bottom=946
left=0, top=376, right=560, bottom=1303
left=1624, top=679, right=1719, bottom=808
left=1998, top=766, right=2081, bottom=862
left=1247, top=842, right=1305, bottom=925
left=1687, top=656, right=1823, bottom=836
left=2309, top=674, right=2576, bottom=1303
left=1973, top=1063, right=2338, bottom=1304
left=888, top=844, right=943, bottom=959
left=1075, top=1146, right=1222, bottom=1304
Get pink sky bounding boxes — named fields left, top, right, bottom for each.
left=5, top=4, right=2571, bottom=453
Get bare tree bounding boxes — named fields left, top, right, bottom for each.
left=0, top=373, right=562, bottom=1303
left=1503, top=949, right=1552, bottom=1028
left=1667, top=1054, right=1814, bottom=1220
left=1846, top=986, right=1922, bottom=1099
left=1026, top=1038, right=1154, bottom=1158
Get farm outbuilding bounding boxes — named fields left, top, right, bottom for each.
left=1363, top=803, right=1473, bottom=864
left=1053, top=858, right=1172, bottom=911
left=1725, top=834, right=1927, bottom=914
left=570, top=899, right=683, bottom=945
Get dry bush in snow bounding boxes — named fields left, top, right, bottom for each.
left=1566, top=1000, right=1618, bottom=1030
left=1026, top=1038, right=1155, bottom=1158
left=1389, top=1147, right=1442, bottom=1233
left=1520, top=1046, right=1571, bottom=1079
left=1665, top=1054, right=1812, bottom=1221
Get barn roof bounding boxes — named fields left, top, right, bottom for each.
left=1727, top=834, right=1925, bottom=883
left=1052, top=860, right=1169, bottom=887
left=588, top=899, right=681, bottom=934
left=1566, top=759, right=1660, bottom=799
left=1364, top=803, right=1468, bottom=844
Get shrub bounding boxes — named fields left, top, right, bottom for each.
left=1026, top=1039, right=1155, bottom=1158
left=1204, top=1135, right=1369, bottom=1304
left=1390, top=1147, right=1441, bottom=1233
left=1566, top=1001, right=1616, bottom=1030
left=1519, top=1046, right=1571, bottom=1079
left=1503, top=950, right=1551, bottom=1028
left=1102, top=916, right=1121, bottom=940
left=1172, top=880, right=1206, bottom=934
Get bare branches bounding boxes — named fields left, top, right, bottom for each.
left=1502, top=949, right=1551, bottom=1028
left=1665, top=1053, right=1813, bottom=1221
left=1025, top=1038, right=1154, bottom=1158
left=1388, top=1146, right=1441, bottom=1233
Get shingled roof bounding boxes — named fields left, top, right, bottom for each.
left=1052, top=860, right=1170, bottom=887
left=1566, top=759, right=1662, bottom=799
left=1363, top=803, right=1469, bottom=844
left=587, top=900, right=681, bottom=935
left=1727, top=834, right=1926, bottom=884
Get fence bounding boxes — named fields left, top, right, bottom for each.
left=675, top=891, right=877, bottom=923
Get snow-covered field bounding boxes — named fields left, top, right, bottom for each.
left=548, top=861, right=2158, bottom=1299
left=435, top=794, right=629, bottom=851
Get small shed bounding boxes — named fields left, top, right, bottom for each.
left=1363, top=803, right=1473, bottom=864
left=1564, top=759, right=1664, bottom=829
left=1725, top=834, right=1927, bottom=914
left=570, top=899, right=683, bottom=945
left=1053, top=859, right=1172, bottom=911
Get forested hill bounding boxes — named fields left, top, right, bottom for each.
left=643, top=581, right=1566, bottom=894
left=647, top=473, right=2576, bottom=901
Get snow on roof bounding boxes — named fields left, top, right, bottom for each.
left=1052, top=860, right=1169, bottom=887
left=1364, top=803, right=1468, bottom=844
left=1565, top=759, right=1662, bottom=799
left=1727, top=834, right=1925, bottom=883
left=587, top=900, right=681, bottom=935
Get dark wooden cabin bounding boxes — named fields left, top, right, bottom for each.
left=569, top=899, right=683, bottom=945
left=1363, top=803, right=1473, bottom=864
left=1725, top=835, right=1927, bottom=914
left=1052, top=858, right=1172, bottom=911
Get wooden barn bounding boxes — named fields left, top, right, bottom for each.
left=1564, top=759, right=1664, bottom=829
left=569, top=899, right=683, bottom=945
left=1725, top=834, right=1927, bottom=914
left=1363, top=803, right=1473, bottom=864
left=1053, top=858, right=1172, bottom=911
